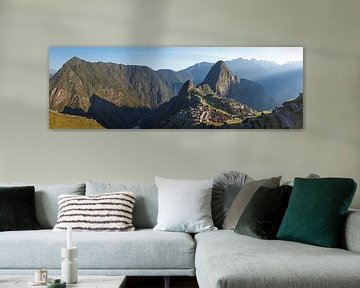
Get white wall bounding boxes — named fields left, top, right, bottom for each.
left=0, top=0, right=359, bottom=207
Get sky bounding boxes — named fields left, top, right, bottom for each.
left=49, top=47, right=303, bottom=72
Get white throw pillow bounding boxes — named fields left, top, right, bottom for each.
left=53, top=192, right=135, bottom=232
left=153, top=177, right=217, bottom=233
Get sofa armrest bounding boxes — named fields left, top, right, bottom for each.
left=342, top=209, right=360, bottom=253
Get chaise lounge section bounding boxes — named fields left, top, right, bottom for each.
left=195, top=218, right=360, bottom=288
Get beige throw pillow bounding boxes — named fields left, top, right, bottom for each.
left=222, top=176, right=281, bottom=230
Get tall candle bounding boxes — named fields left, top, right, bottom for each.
left=67, top=225, right=72, bottom=249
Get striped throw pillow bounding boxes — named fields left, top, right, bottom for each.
left=53, top=192, right=136, bottom=231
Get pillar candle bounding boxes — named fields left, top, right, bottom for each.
left=67, top=225, right=72, bottom=249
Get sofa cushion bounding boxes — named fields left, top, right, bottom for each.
left=212, top=171, right=251, bottom=228
left=0, top=186, right=40, bottom=231
left=234, top=185, right=292, bottom=239
left=86, top=181, right=158, bottom=229
left=154, top=177, right=216, bottom=233
left=195, top=230, right=360, bottom=288
left=222, top=176, right=281, bottom=229
left=0, top=229, right=195, bottom=271
left=53, top=192, right=136, bottom=232
left=277, top=178, right=357, bottom=247
left=0, top=183, right=85, bottom=228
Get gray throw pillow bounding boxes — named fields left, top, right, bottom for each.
left=212, top=171, right=252, bottom=228
left=0, top=183, right=85, bottom=228
left=283, top=173, right=320, bottom=186
left=222, top=176, right=281, bottom=230
left=153, top=177, right=217, bottom=233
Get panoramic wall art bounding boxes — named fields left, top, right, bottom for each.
left=49, top=47, right=303, bottom=129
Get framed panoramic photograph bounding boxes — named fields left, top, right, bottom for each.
left=49, top=47, right=303, bottom=129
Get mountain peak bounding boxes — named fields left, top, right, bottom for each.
left=216, top=60, right=225, bottom=65
left=211, top=60, right=227, bottom=70
left=69, top=56, right=83, bottom=61
left=179, top=80, right=195, bottom=96
left=200, top=60, right=235, bottom=97
left=65, top=57, right=85, bottom=66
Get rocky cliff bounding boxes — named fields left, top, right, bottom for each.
left=198, top=61, right=270, bottom=110
left=199, top=60, right=236, bottom=97
left=238, top=93, right=303, bottom=129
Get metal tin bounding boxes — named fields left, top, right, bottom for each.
left=47, top=279, right=66, bottom=288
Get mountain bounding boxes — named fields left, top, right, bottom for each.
left=238, top=93, right=303, bottom=129
left=49, top=69, right=57, bottom=78
left=50, top=57, right=302, bottom=114
left=49, top=57, right=173, bottom=114
left=199, top=61, right=236, bottom=97
left=160, top=59, right=303, bottom=108
left=156, top=62, right=214, bottom=96
left=87, top=95, right=152, bottom=128
left=49, top=57, right=177, bottom=128
left=141, top=62, right=302, bottom=129
left=199, top=61, right=271, bottom=110
left=255, top=68, right=303, bottom=105
left=178, top=62, right=214, bottom=85
left=229, top=78, right=272, bottom=110
left=60, top=94, right=152, bottom=129
left=225, top=58, right=302, bottom=79
left=49, top=57, right=303, bottom=129
left=157, top=69, right=190, bottom=95
left=140, top=80, right=256, bottom=129
left=170, top=58, right=302, bottom=85
left=140, top=80, right=199, bottom=128
left=226, top=57, right=278, bottom=80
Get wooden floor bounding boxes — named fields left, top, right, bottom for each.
left=126, top=276, right=199, bottom=288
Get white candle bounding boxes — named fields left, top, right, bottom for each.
left=67, top=225, right=72, bottom=249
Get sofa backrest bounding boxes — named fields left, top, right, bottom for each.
left=0, top=183, right=86, bottom=228
left=341, top=209, right=360, bottom=253
left=86, top=181, right=158, bottom=229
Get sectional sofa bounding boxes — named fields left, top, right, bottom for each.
left=0, top=181, right=360, bottom=288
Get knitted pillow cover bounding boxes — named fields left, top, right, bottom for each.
left=53, top=192, right=136, bottom=231
left=277, top=178, right=357, bottom=247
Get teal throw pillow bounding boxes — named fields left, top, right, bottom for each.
left=277, top=178, right=357, bottom=247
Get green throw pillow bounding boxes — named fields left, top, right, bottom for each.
left=277, top=178, right=357, bottom=247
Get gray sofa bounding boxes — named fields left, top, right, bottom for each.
left=0, top=181, right=360, bottom=288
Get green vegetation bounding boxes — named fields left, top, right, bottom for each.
left=49, top=111, right=103, bottom=129
left=49, top=57, right=173, bottom=112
